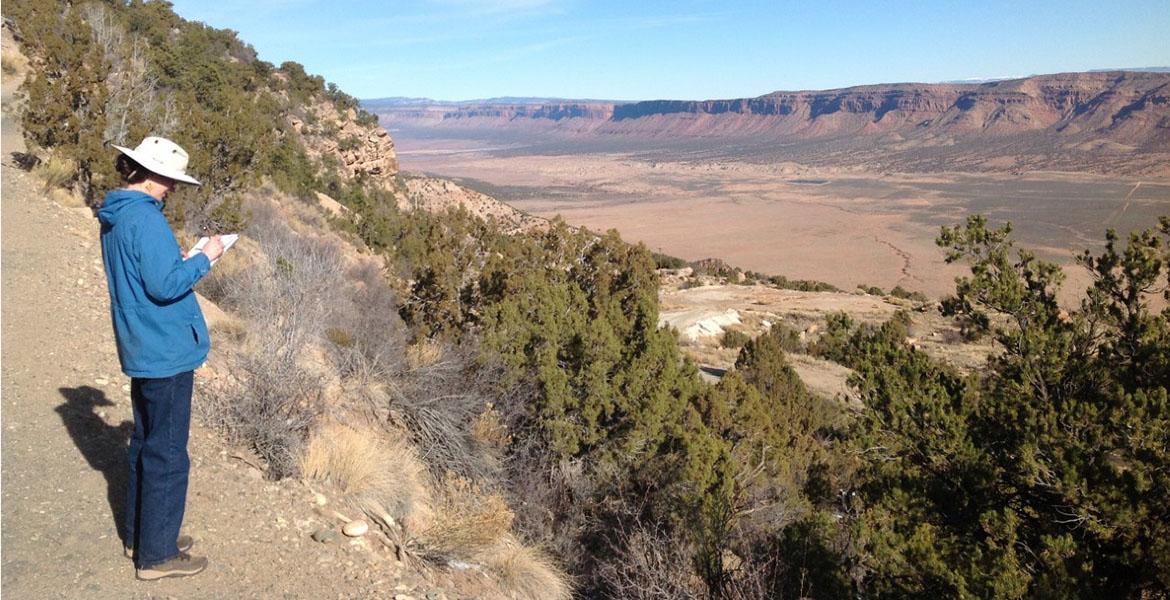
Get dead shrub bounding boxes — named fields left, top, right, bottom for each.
left=480, top=536, right=574, bottom=600
left=494, top=380, right=595, bottom=564
left=197, top=199, right=345, bottom=478
left=9, top=152, right=41, bottom=171
left=325, top=259, right=406, bottom=385
left=210, top=318, right=247, bottom=343
left=719, top=556, right=782, bottom=600
left=210, top=342, right=322, bottom=479
left=198, top=236, right=259, bottom=305
left=391, top=346, right=503, bottom=482
left=594, top=522, right=705, bottom=600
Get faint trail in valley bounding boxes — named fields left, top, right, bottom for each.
left=1121, top=182, right=1142, bottom=216
left=1108, top=181, right=1143, bottom=226
left=873, top=236, right=922, bottom=284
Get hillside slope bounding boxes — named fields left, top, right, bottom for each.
left=0, top=16, right=521, bottom=598
left=0, top=154, right=405, bottom=599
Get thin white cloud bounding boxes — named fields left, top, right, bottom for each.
left=332, top=33, right=588, bottom=77
left=616, top=12, right=731, bottom=29
left=425, top=0, right=558, bottom=13
left=183, top=0, right=316, bottom=18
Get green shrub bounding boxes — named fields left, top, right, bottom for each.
left=7, top=0, right=387, bottom=218
left=720, top=329, right=751, bottom=348
left=766, top=274, right=840, bottom=292
left=652, top=252, right=688, bottom=269
left=12, top=2, right=112, bottom=204
left=769, top=323, right=804, bottom=353
left=835, top=215, right=1170, bottom=598
left=279, top=60, right=325, bottom=104
left=207, top=195, right=251, bottom=233
left=355, top=110, right=379, bottom=127
left=889, top=285, right=928, bottom=302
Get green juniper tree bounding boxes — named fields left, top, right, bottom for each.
left=828, top=216, right=1170, bottom=599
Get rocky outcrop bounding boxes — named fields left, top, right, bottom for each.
left=400, top=176, right=546, bottom=234
left=289, top=103, right=399, bottom=187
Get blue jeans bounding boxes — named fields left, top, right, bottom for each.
left=125, top=371, right=193, bottom=568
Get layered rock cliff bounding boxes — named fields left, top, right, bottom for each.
left=445, top=103, right=613, bottom=122
left=370, top=71, right=1170, bottom=175
left=604, top=72, right=1169, bottom=148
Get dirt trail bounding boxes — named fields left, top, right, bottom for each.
left=1114, top=181, right=1143, bottom=223
left=0, top=137, right=426, bottom=598
left=871, top=235, right=920, bottom=284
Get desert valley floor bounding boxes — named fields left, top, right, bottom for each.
left=392, top=135, right=1170, bottom=302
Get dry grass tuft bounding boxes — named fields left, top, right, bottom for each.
left=301, top=421, right=384, bottom=495
left=48, top=187, right=85, bottom=208
left=326, top=327, right=355, bottom=348
left=300, top=422, right=433, bottom=528
left=470, top=402, right=510, bottom=449
left=416, top=476, right=514, bottom=561
left=406, top=340, right=442, bottom=369
left=35, top=156, right=75, bottom=191
left=480, top=536, right=574, bottom=600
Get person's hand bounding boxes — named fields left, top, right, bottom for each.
left=202, top=235, right=225, bottom=262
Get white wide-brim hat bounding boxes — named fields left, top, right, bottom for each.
left=113, top=136, right=201, bottom=186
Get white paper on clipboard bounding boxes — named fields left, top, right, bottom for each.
left=187, top=234, right=239, bottom=267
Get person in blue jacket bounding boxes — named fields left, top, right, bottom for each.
left=98, top=136, right=224, bottom=581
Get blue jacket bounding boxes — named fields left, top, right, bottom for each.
left=98, top=189, right=212, bottom=378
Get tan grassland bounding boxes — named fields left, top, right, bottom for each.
left=395, top=138, right=1170, bottom=303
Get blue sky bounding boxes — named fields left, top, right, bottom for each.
left=168, top=0, right=1170, bottom=101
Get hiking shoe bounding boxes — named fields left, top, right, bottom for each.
left=124, top=534, right=194, bottom=559
left=135, top=552, right=207, bottom=581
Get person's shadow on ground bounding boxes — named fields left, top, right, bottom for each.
left=56, top=386, right=132, bottom=544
